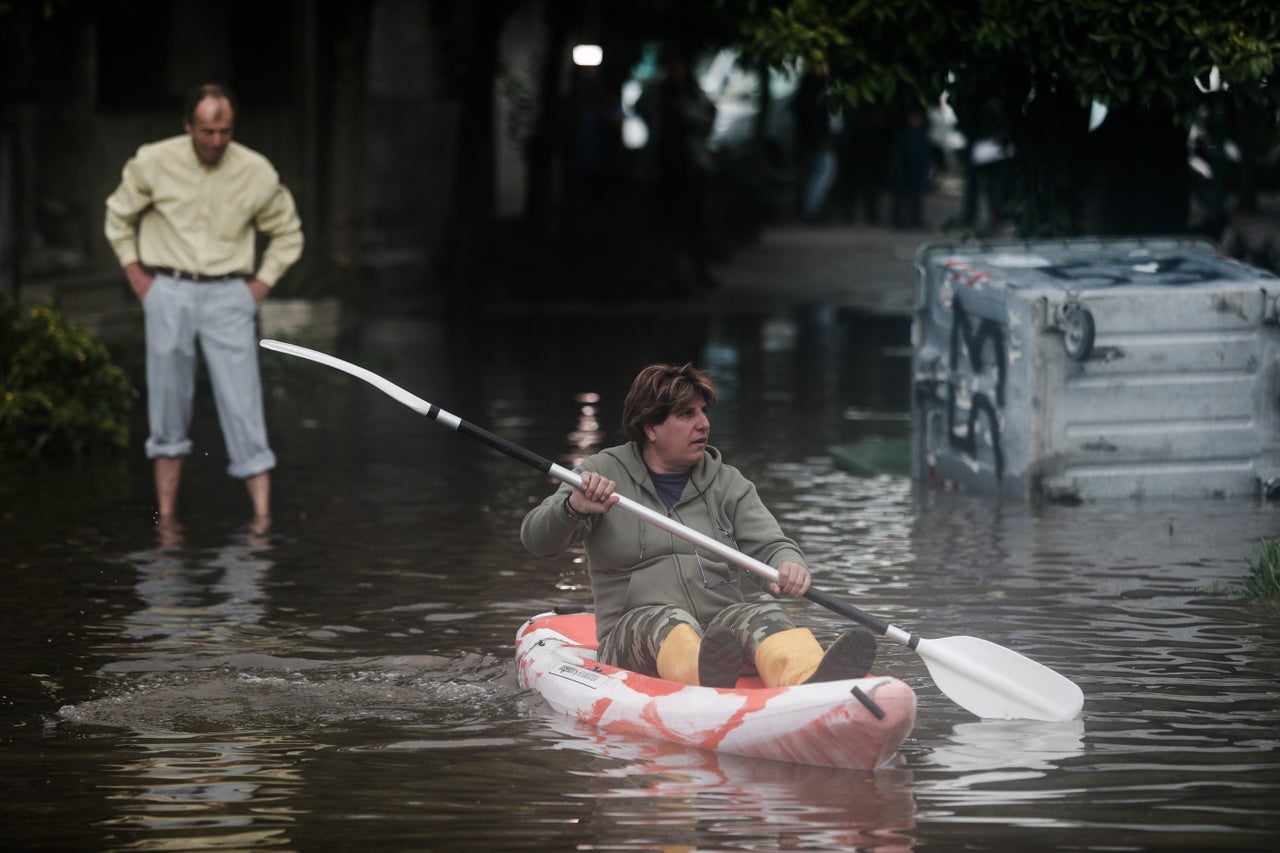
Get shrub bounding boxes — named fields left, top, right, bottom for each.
left=0, top=294, right=136, bottom=459
left=1242, top=538, right=1280, bottom=599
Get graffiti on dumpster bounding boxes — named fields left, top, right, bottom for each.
left=946, top=296, right=1006, bottom=481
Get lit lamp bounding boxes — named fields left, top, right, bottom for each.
left=572, top=44, right=603, bottom=67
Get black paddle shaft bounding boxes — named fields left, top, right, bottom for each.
left=805, top=588, right=896, bottom=639
left=447, top=413, right=556, bottom=474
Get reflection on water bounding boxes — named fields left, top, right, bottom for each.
left=61, top=521, right=521, bottom=850
left=96, top=732, right=305, bottom=849
left=120, top=527, right=273, bottom=653
left=922, top=719, right=1086, bottom=776
left=73, top=529, right=300, bottom=849
left=918, top=719, right=1088, bottom=816
left=5, top=308, right=1280, bottom=850
left=546, top=717, right=918, bottom=852
left=565, top=392, right=606, bottom=468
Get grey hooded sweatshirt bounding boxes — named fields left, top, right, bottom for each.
left=520, top=441, right=806, bottom=643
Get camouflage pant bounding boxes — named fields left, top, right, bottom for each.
left=597, top=602, right=798, bottom=677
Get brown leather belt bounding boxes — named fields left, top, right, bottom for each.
left=149, top=266, right=248, bottom=283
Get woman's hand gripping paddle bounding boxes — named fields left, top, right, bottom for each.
left=260, top=340, right=1084, bottom=721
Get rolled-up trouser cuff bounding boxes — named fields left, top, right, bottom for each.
left=146, top=437, right=193, bottom=459
left=228, top=449, right=276, bottom=480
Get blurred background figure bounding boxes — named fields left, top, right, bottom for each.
left=793, top=69, right=840, bottom=223
left=635, top=47, right=718, bottom=288
left=834, top=102, right=890, bottom=225
left=890, top=103, right=931, bottom=229
left=968, top=96, right=1014, bottom=232
left=562, top=64, right=623, bottom=207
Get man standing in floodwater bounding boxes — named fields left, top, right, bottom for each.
left=105, top=83, right=303, bottom=529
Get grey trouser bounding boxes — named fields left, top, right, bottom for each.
left=597, top=602, right=798, bottom=677
left=142, top=274, right=275, bottom=479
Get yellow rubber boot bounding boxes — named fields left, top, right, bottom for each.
left=753, top=627, right=825, bottom=687
left=655, top=623, right=703, bottom=686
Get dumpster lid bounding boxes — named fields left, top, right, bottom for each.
left=916, top=237, right=1275, bottom=292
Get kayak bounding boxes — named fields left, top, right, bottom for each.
left=516, top=610, right=917, bottom=770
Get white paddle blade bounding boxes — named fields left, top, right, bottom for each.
left=260, top=340, right=436, bottom=417
left=916, top=635, right=1084, bottom=722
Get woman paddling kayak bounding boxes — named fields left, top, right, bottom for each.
left=521, top=362, right=876, bottom=689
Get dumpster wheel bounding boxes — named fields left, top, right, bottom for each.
left=1060, top=303, right=1095, bottom=361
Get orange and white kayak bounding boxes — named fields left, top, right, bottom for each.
left=516, top=610, right=917, bottom=770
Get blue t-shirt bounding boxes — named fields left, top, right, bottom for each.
left=649, top=469, right=689, bottom=509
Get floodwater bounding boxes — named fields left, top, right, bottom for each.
left=2, top=305, right=1278, bottom=851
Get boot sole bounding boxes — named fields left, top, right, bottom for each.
left=804, top=628, right=877, bottom=683
left=698, top=626, right=745, bottom=688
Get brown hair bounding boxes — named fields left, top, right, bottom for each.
left=621, top=363, right=717, bottom=443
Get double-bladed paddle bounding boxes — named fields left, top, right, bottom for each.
left=260, top=339, right=1084, bottom=722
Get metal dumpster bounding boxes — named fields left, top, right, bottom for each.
left=910, top=237, right=1280, bottom=502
